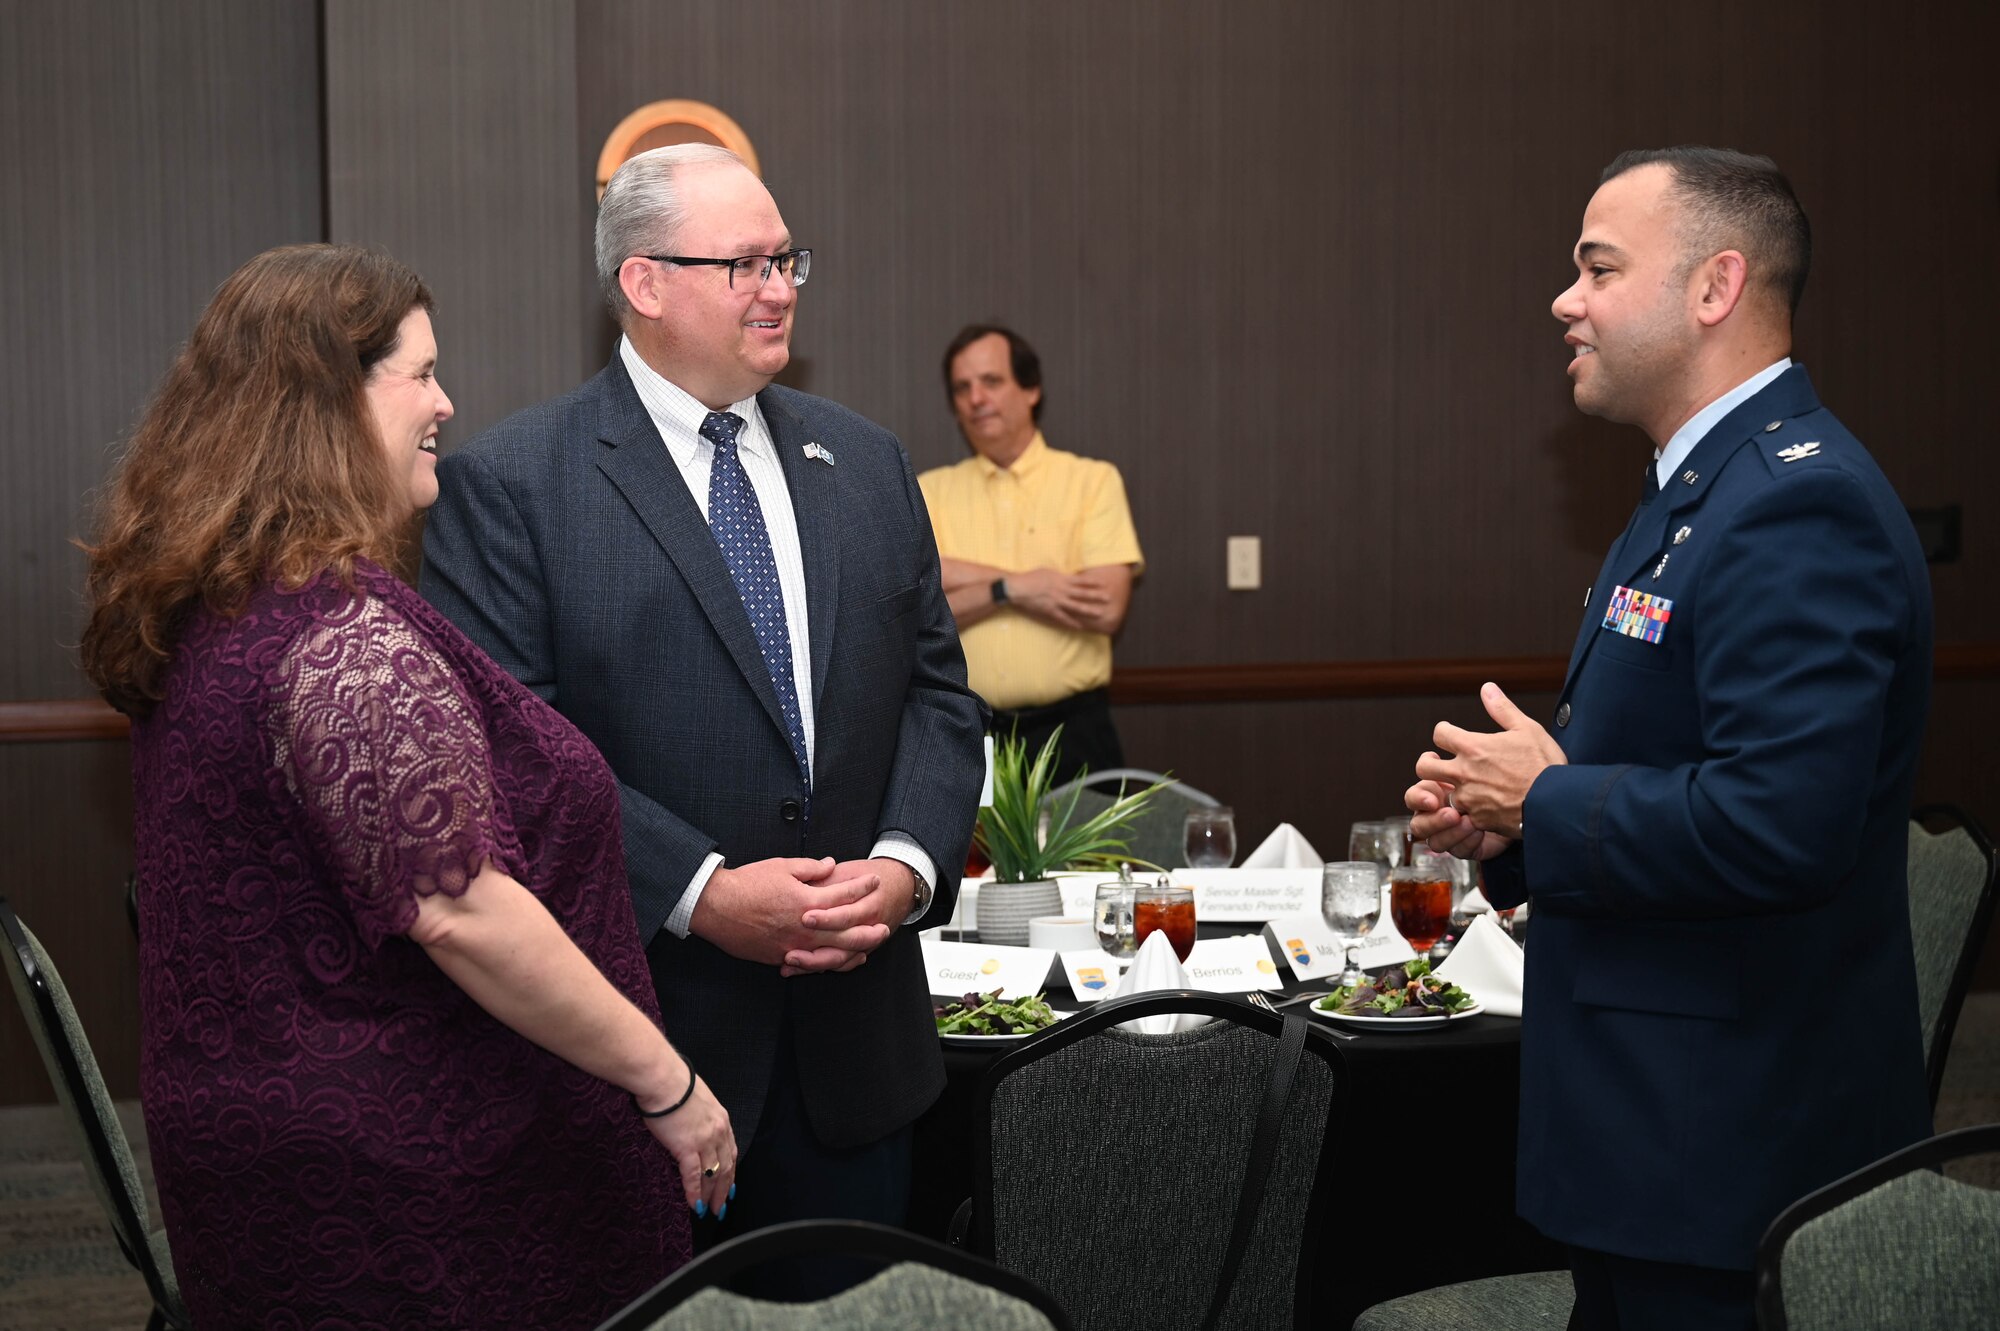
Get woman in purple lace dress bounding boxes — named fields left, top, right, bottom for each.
left=80, top=245, right=733, bottom=1330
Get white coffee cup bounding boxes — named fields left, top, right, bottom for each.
left=1029, top=915, right=1096, bottom=953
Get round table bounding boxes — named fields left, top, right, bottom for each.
left=910, top=927, right=1561, bottom=1327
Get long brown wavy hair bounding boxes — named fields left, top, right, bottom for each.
left=80, top=244, right=434, bottom=717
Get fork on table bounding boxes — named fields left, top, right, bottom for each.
left=1244, top=989, right=1354, bottom=1037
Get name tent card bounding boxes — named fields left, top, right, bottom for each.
left=1178, top=934, right=1285, bottom=993
left=1054, top=872, right=1120, bottom=919
left=921, top=938, right=1056, bottom=1001
left=1169, top=868, right=1320, bottom=922
left=1352, top=918, right=1418, bottom=970
left=1261, top=913, right=1353, bottom=982
left=1059, top=948, right=1124, bottom=1001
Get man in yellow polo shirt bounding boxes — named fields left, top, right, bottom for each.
left=919, top=325, right=1144, bottom=781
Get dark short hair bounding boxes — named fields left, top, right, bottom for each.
left=942, top=324, right=1043, bottom=423
left=1601, top=146, right=1812, bottom=316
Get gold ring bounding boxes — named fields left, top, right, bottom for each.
left=702, top=1164, right=719, bottom=1178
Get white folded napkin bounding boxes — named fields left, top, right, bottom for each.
left=1434, top=913, right=1525, bottom=1017
left=1240, top=822, right=1325, bottom=868
left=1109, top=930, right=1211, bottom=1033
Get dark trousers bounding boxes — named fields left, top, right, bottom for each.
left=1566, top=1244, right=1757, bottom=1331
left=693, top=1016, right=913, bottom=1300
left=989, top=686, right=1123, bottom=784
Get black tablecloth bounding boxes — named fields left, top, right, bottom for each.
left=909, top=926, right=1563, bottom=1327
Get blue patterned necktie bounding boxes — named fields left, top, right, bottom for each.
left=701, top=411, right=810, bottom=793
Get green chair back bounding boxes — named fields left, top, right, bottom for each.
left=1043, top=769, right=1221, bottom=873
left=1907, top=807, right=1998, bottom=1105
left=1758, top=1123, right=2000, bottom=1331
left=1, top=897, right=188, bottom=1328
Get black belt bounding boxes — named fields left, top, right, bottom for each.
left=987, top=686, right=1111, bottom=728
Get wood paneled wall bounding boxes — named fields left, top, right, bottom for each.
left=3, top=0, right=1996, bottom=1104
left=0, top=0, right=324, bottom=1102
left=567, top=0, right=1998, bottom=830
left=574, top=0, right=1998, bottom=670
left=324, top=0, right=592, bottom=445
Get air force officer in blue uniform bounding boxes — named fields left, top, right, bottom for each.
left=1407, top=148, right=1932, bottom=1329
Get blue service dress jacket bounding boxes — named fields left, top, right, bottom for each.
left=420, top=359, right=987, bottom=1151
left=1482, top=365, right=1934, bottom=1270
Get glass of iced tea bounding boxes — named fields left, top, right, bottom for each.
left=1133, top=884, right=1197, bottom=962
left=1389, top=863, right=1453, bottom=957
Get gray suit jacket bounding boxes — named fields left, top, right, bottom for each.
left=420, top=358, right=985, bottom=1149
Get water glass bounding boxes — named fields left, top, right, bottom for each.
left=1093, top=882, right=1138, bottom=965
left=1182, top=807, right=1237, bottom=868
left=1347, top=818, right=1408, bottom=872
left=1439, top=857, right=1480, bottom=956
left=1321, top=861, right=1381, bottom=985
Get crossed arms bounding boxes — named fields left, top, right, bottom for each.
left=937, top=556, right=1134, bottom=634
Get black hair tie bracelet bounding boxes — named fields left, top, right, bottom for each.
left=635, top=1061, right=697, bottom=1118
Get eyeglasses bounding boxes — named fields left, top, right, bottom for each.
left=645, top=249, right=812, bottom=291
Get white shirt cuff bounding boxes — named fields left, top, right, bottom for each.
left=870, top=832, right=936, bottom=925
left=664, top=851, right=726, bottom=939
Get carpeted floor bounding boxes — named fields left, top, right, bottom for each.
left=0, top=1100, right=159, bottom=1331
left=2, top=998, right=1996, bottom=1330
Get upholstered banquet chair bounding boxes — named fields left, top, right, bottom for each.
left=953, top=990, right=1347, bottom=1331
left=2, top=897, right=189, bottom=1331
left=1754, top=1122, right=2000, bottom=1330
left=1042, top=769, right=1221, bottom=872
left=1906, top=806, right=1997, bottom=1105
left=593, top=1219, right=1070, bottom=1330
left=1349, top=1270, right=1573, bottom=1330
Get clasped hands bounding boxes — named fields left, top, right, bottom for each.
left=1405, top=682, right=1567, bottom=860
left=691, top=856, right=917, bottom=976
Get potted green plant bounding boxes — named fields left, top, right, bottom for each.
left=972, top=727, right=1171, bottom=946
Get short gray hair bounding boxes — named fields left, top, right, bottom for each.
left=595, top=143, right=746, bottom=321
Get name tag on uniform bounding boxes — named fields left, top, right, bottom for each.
left=1603, top=585, right=1673, bottom=644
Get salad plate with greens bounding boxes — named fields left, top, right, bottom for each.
left=1309, top=959, right=1481, bottom=1032
left=932, top=990, right=1067, bottom=1044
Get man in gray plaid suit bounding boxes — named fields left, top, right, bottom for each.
left=421, top=145, right=984, bottom=1261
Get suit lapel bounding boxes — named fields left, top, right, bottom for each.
left=760, top=390, right=840, bottom=712
left=590, top=361, right=794, bottom=744
left=1559, top=366, right=1824, bottom=693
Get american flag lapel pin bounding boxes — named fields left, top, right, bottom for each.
left=804, top=441, right=835, bottom=466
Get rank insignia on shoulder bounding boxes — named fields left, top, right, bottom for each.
left=1776, top=441, right=1820, bottom=463
left=1603, top=585, right=1673, bottom=644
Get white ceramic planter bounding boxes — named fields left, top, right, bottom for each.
left=975, top=879, right=1063, bottom=946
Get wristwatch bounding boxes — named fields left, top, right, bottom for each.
left=908, top=870, right=934, bottom=922
left=990, top=577, right=1009, bottom=605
